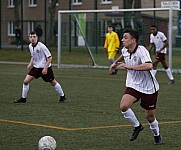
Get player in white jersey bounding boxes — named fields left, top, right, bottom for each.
left=14, top=31, right=66, bottom=103
left=148, top=25, right=175, bottom=84
left=109, top=28, right=162, bottom=145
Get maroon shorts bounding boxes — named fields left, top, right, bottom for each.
left=124, top=87, right=158, bottom=110
left=28, top=66, right=55, bottom=82
left=156, top=53, right=166, bottom=61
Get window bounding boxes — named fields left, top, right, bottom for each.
left=8, top=21, right=15, bottom=36
left=28, top=0, right=37, bottom=7
left=28, top=21, right=36, bottom=34
left=101, top=0, right=112, bottom=4
left=8, top=0, right=14, bottom=8
left=72, top=0, right=82, bottom=5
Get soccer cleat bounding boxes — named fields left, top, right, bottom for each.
left=168, top=79, right=175, bottom=85
left=14, top=97, right=26, bottom=103
left=154, top=135, right=163, bottom=145
left=130, top=124, right=144, bottom=141
left=58, top=95, right=66, bottom=103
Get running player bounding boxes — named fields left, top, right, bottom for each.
left=109, top=28, right=162, bottom=145
left=148, top=25, right=175, bottom=84
left=104, top=25, right=120, bottom=75
left=14, top=31, right=66, bottom=103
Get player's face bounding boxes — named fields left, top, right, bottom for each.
left=121, top=33, right=135, bottom=49
left=29, top=34, right=38, bottom=44
left=150, top=27, right=157, bottom=35
left=108, top=27, right=113, bottom=33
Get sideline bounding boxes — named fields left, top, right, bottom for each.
left=0, top=119, right=181, bottom=131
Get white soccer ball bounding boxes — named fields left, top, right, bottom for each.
left=38, top=136, right=57, bottom=150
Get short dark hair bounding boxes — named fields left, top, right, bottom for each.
left=29, top=31, right=37, bottom=35
left=108, top=25, right=113, bottom=28
left=151, top=25, right=157, bottom=28
left=123, top=28, right=139, bottom=42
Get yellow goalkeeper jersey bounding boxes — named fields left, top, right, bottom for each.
left=104, top=31, right=120, bottom=52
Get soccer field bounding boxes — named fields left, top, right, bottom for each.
left=0, top=64, right=181, bottom=150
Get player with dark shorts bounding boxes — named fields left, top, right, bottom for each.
left=109, top=28, right=162, bottom=145
left=14, top=31, right=66, bottom=103
left=148, top=25, right=175, bottom=84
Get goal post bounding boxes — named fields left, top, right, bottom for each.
left=57, top=8, right=181, bottom=72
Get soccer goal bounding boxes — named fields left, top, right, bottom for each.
left=57, top=8, right=181, bottom=72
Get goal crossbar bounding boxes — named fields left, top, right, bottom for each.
left=57, top=8, right=180, bottom=70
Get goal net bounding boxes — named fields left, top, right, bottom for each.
left=57, top=8, right=181, bottom=72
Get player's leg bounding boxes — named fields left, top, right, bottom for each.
left=44, top=67, right=66, bottom=103
left=108, top=51, right=117, bottom=75
left=161, top=59, right=175, bottom=84
left=146, top=109, right=162, bottom=145
left=121, top=88, right=143, bottom=141
left=151, top=59, right=159, bottom=76
left=50, top=79, right=66, bottom=103
left=14, top=75, right=35, bottom=103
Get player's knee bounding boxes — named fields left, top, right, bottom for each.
left=23, top=80, right=29, bottom=85
left=120, top=103, right=129, bottom=112
left=146, top=114, right=155, bottom=123
left=50, top=79, right=57, bottom=86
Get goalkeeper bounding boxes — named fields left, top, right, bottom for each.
left=104, top=25, right=120, bottom=75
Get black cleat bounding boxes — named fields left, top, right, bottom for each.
left=130, top=124, right=144, bottom=141
left=58, top=95, right=66, bottom=103
left=168, top=79, right=175, bottom=85
left=14, top=97, right=26, bottom=103
left=154, top=135, right=163, bottom=145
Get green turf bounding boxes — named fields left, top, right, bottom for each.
left=0, top=64, right=181, bottom=150
left=0, top=47, right=180, bottom=68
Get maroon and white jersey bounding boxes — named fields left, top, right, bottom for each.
left=122, top=45, right=159, bottom=94
left=150, top=31, right=167, bottom=54
left=29, top=42, right=51, bottom=68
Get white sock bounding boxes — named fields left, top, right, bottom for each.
left=122, top=108, right=140, bottom=127
left=151, top=70, right=157, bottom=76
left=54, top=82, right=64, bottom=96
left=149, top=119, right=160, bottom=136
left=22, top=84, right=29, bottom=98
left=166, top=68, right=174, bottom=80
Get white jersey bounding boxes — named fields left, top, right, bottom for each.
left=29, top=42, right=52, bottom=68
left=150, top=31, right=167, bottom=54
left=122, top=45, right=159, bottom=94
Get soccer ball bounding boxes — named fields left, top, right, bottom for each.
left=38, top=136, right=57, bottom=150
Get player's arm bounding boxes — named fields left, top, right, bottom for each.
left=27, top=57, right=33, bottom=70
left=103, top=35, right=108, bottom=53
left=109, top=55, right=124, bottom=73
left=117, top=62, right=153, bottom=71
left=42, top=56, right=52, bottom=75
left=157, top=40, right=168, bottom=53
left=147, top=43, right=154, bottom=52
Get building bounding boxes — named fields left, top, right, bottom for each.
left=0, top=0, right=179, bottom=47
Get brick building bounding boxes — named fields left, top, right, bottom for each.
left=0, top=0, right=176, bottom=46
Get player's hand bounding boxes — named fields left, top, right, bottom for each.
left=156, top=50, right=162, bottom=54
left=42, top=68, right=48, bottom=75
left=103, top=48, right=107, bottom=54
left=27, top=64, right=33, bottom=70
left=109, top=63, right=117, bottom=73
left=116, top=48, right=119, bottom=54
left=116, top=62, right=128, bottom=69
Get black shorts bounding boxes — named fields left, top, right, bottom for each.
left=124, top=87, right=158, bottom=110
left=156, top=53, right=166, bottom=61
left=28, top=66, right=55, bottom=82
